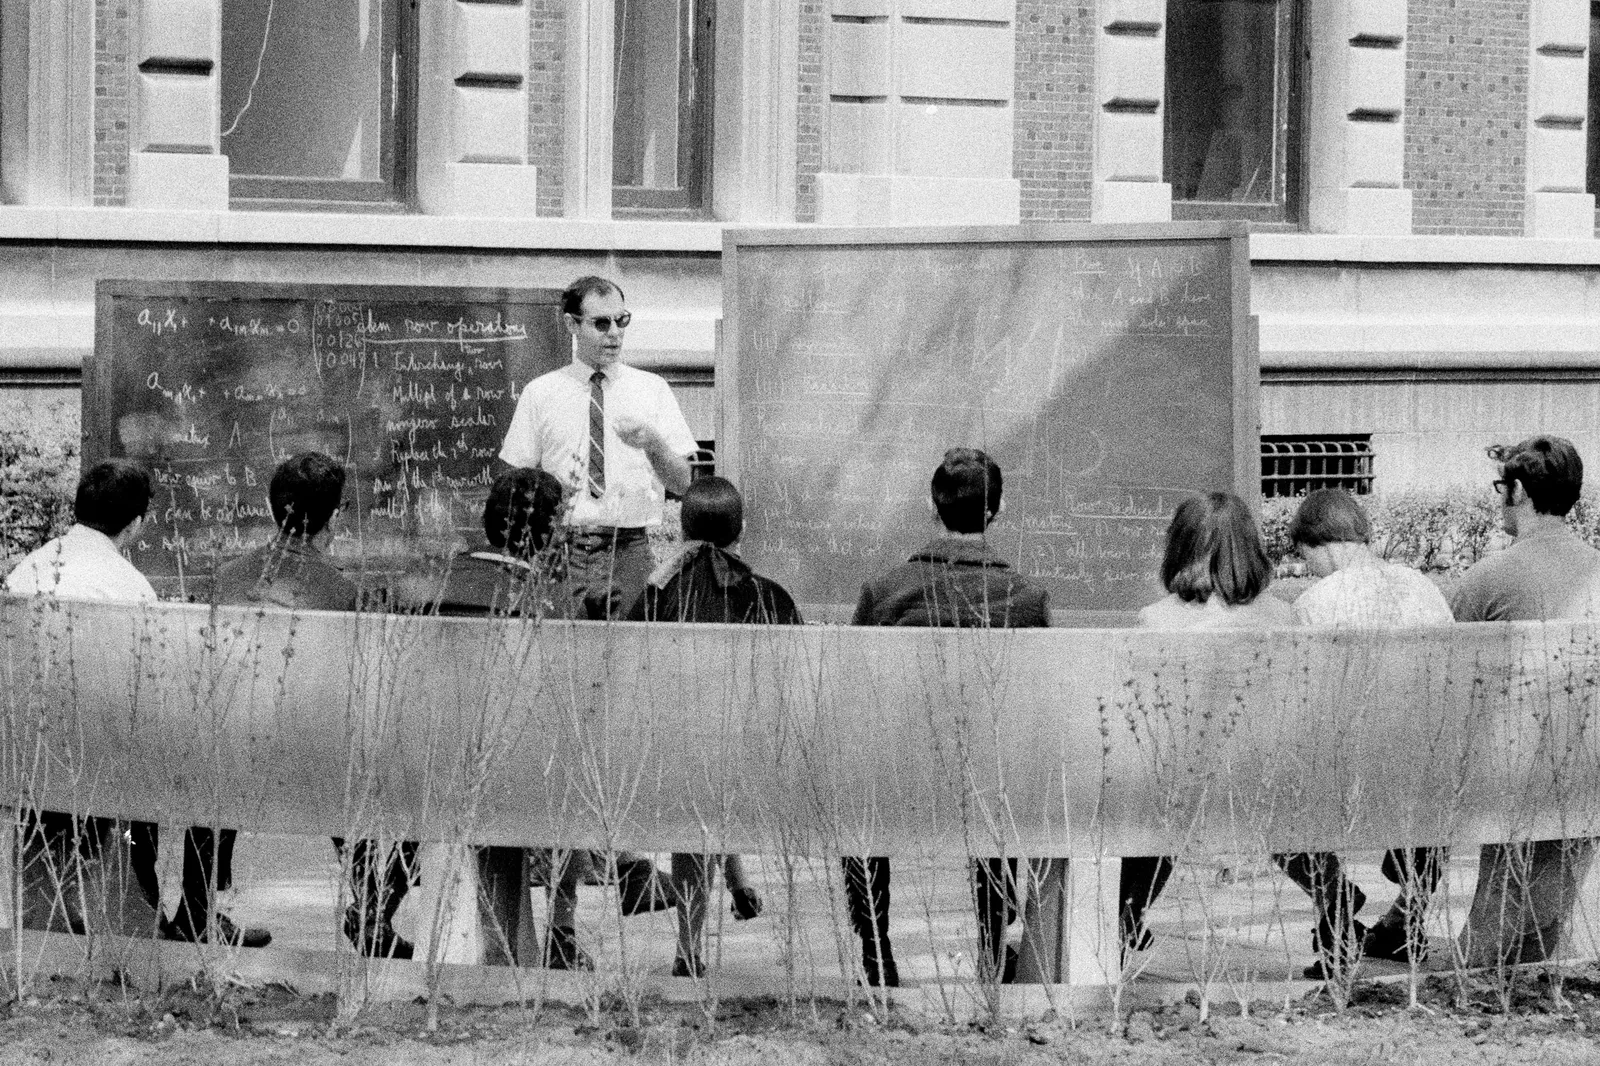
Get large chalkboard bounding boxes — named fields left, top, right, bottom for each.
left=85, top=282, right=566, bottom=598
left=721, top=223, right=1256, bottom=618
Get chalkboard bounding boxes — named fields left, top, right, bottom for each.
left=720, top=223, right=1256, bottom=618
left=85, top=282, right=566, bottom=598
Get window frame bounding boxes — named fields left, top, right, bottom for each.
left=1166, top=0, right=1307, bottom=228
left=611, top=0, right=716, bottom=217
left=223, top=0, right=418, bottom=212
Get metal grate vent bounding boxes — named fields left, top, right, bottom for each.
left=1261, top=435, right=1374, bottom=498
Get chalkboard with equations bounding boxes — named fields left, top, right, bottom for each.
left=86, top=282, right=566, bottom=599
left=720, top=223, right=1256, bottom=620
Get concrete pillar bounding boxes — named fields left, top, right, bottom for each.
left=418, top=0, right=542, bottom=217
left=564, top=0, right=615, bottom=220
left=1012, top=857, right=1121, bottom=985
left=1306, top=0, right=1412, bottom=235
left=1090, top=0, right=1171, bottom=223
left=0, top=0, right=94, bottom=205
left=128, top=0, right=229, bottom=211
left=1525, top=0, right=1594, bottom=239
left=816, top=0, right=1021, bottom=225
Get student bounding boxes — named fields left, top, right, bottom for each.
left=213, top=452, right=363, bottom=948
left=626, top=476, right=795, bottom=976
left=847, top=448, right=1049, bottom=987
left=1122, top=492, right=1289, bottom=964
left=1451, top=436, right=1600, bottom=965
left=396, top=467, right=677, bottom=968
left=5, top=460, right=269, bottom=948
left=1280, top=488, right=1453, bottom=978
left=499, top=275, right=697, bottom=618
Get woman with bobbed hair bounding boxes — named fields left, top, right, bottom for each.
left=1120, top=492, right=1291, bottom=959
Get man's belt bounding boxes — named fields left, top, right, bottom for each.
left=566, top=525, right=648, bottom=546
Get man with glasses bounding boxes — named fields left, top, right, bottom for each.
left=1451, top=435, right=1600, bottom=965
left=499, top=275, right=695, bottom=617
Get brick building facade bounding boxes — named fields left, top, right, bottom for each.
left=3, top=0, right=1600, bottom=491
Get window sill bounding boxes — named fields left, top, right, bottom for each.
left=0, top=205, right=728, bottom=252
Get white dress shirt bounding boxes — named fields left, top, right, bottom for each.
left=499, top=359, right=696, bottom=528
left=3, top=524, right=157, bottom=602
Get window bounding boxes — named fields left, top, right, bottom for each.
left=220, top=0, right=414, bottom=209
left=1261, top=435, right=1374, bottom=498
left=612, top=0, right=714, bottom=214
left=1588, top=2, right=1600, bottom=194
left=1165, top=0, right=1304, bottom=224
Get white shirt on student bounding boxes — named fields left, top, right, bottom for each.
left=499, top=359, right=696, bottom=528
left=3, top=524, right=157, bottom=602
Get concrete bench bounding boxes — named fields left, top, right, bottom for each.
left=3, top=596, right=1600, bottom=989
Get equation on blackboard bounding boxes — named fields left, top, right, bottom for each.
left=86, top=282, right=566, bottom=598
left=721, top=224, right=1256, bottom=616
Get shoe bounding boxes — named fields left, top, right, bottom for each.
left=731, top=886, right=763, bottom=921
left=342, top=906, right=413, bottom=960
left=617, top=858, right=678, bottom=916
left=544, top=925, right=594, bottom=971
left=1305, top=919, right=1366, bottom=980
left=1363, top=916, right=1428, bottom=964
left=673, top=953, right=706, bottom=978
left=162, top=907, right=272, bottom=949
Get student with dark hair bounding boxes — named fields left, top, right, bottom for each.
left=1121, top=491, right=1290, bottom=962
left=6, top=458, right=155, bottom=600
left=627, top=476, right=797, bottom=976
left=1452, top=436, right=1600, bottom=965
left=500, top=274, right=698, bottom=618
left=844, top=448, right=1049, bottom=987
left=1278, top=488, right=1453, bottom=978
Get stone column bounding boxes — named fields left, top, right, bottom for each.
left=0, top=0, right=94, bottom=205
left=816, top=0, right=1021, bottom=225
left=1525, top=0, right=1594, bottom=238
left=563, top=0, right=614, bottom=220
left=1306, top=0, right=1412, bottom=234
left=1090, top=0, right=1170, bottom=223
left=418, top=0, right=541, bottom=217
left=128, top=0, right=229, bottom=211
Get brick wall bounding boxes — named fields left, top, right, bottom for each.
left=527, top=0, right=566, bottom=217
left=93, top=0, right=130, bottom=206
left=1404, top=0, right=1528, bottom=236
left=1013, top=1, right=1094, bottom=222
left=795, top=0, right=826, bottom=223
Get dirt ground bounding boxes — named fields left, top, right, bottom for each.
left=3, top=968, right=1600, bottom=1065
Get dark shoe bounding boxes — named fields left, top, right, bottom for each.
left=544, top=925, right=593, bottom=971
left=1305, top=919, right=1366, bottom=980
left=617, top=858, right=678, bottom=916
left=731, top=886, right=763, bottom=921
left=673, top=953, right=706, bottom=978
left=163, top=907, right=272, bottom=949
left=342, top=906, right=413, bottom=960
left=1363, top=916, right=1428, bottom=964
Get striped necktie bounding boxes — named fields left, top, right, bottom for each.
left=587, top=370, right=606, bottom=498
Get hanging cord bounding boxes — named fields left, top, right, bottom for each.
left=220, top=0, right=277, bottom=138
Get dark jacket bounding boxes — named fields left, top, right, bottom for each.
left=852, top=536, right=1049, bottom=628
left=211, top=537, right=360, bottom=611
left=391, top=548, right=610, bottom=620
left=627, top=543, right=803, bottom=625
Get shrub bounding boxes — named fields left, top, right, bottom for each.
left=0, top=430, right=78, bottom=571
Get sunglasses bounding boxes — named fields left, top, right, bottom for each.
left=578, top=312, right=631, bottom=332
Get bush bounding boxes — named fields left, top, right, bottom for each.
left=0, top=430, right=78, bottom=570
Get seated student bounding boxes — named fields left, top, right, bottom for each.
left=394, top=467, right=676, bottom=968
left=5, top=460, right=269, bottom=947
left=847, top=448, right=1049, bottom=987
left=1121, top=492, right=1290, bottom=964
left=626, top=476, right=793, bottom=976
left=1278, top=488, right=1453, bottom=978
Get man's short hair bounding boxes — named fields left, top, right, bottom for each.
left=931, top=448, right=1002, bottom=535
left=74, top=459, right=151, bottom=538
left=561, top=275, right=625, bottom=317
left=484, top=468, right=566, bottom=556
left=680, top=476, right=743, bottom=548
left=269, top=452, right=345, bottom=538
left=1491, top=435, right=1584, bottom=516
left=1161, top=491, right=1272, bottom=606
left=1288, top=488, right=1371, bottom=548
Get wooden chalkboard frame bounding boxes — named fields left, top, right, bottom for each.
left=86, top=280, right=567, bottom=598
left=719, top=222, right=1258, bottom=621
